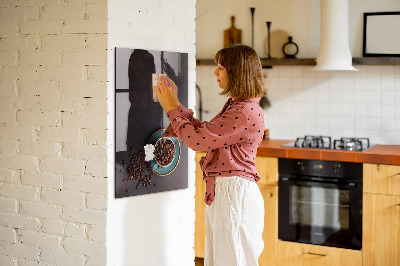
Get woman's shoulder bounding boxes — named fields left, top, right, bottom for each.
left=233, top=97, right=262, bottom=111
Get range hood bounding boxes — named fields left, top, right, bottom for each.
left=314, top=0, right=358, bottom=71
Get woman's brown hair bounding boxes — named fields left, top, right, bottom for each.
left=214, top=44, right=266, bottom=99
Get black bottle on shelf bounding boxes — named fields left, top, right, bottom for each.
left=282, top=36, right=299, bottom=58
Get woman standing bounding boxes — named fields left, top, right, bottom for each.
left=154, top=44, right=266, bottom=266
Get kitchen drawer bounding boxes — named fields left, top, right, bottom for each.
left=364, top=164, right=400, bottom=196
left=276, top=241, right=362, bottom=266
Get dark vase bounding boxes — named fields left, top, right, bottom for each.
left=282, top=36, right=299, bottom=58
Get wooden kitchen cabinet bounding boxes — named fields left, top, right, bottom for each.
left=259, top=184, right=278, bottom=266
left=276, top=241, right=362, bottom=266
left=195, top=152, right=207, bottom=258
left=363, top=163, right=400, bottom=266
left=363, top=193, right=400, bottom=266
left=255, top=156, right=278, bottom=186
left=364, top=163, right=400, bottom=196
left=256, top=156, right=278, bottom=266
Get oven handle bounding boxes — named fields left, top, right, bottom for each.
left=280, top=177, right=357, bottom=189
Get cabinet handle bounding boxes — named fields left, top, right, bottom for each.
left=397, top=204, right=400, bottom=207
left=307, top=252, right=328, bottom=256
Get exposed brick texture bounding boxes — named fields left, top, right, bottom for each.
left=0, top=1, right=108, bottom=264
left=1, top=0, right=197, bottom=264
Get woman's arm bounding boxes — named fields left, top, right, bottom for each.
left=175, top=104, right=202, bottom=127
left=155, top=76, right=202, bottom=137
left=154, top=75, right=251, bottom=152
left=165, top=107, right=248, bottom=151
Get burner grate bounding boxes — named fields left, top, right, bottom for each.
left=295, top=135, right=332, bottom=149
left=287, top=136, right=371, bottom=151
left=333, top=137, right=370, bottom=151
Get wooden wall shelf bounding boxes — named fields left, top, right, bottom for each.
left=196, top=57, right=400, bottom=67
left=352, top=57, right=400, bottom=65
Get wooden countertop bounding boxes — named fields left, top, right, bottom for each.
left=257, top=139, right=400, bottom=165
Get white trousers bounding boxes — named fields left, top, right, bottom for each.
left=205, top=176, right=264, bottom=266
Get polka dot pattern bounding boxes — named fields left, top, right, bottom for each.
left=163, top=97, right=264, bottom=205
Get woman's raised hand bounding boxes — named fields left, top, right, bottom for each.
left=153, top=76, right=175, bottom=113
left=160, top=76, right=180, bottom=109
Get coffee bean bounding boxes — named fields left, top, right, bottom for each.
left=154, top=138, right=175, bottom=167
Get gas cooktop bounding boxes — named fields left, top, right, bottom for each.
left=282, top=135, right=375, bottom=151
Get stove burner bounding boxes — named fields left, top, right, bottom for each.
left=287, top=136, right=372, bottom=151
left=333, top=137, right=370, bottom=151
left=295, top=135, right=332, bottom=149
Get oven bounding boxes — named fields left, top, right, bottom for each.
left=278, top=158, right=363, bottom=250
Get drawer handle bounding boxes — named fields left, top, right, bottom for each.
left=307, top=252, right=328, bottom=256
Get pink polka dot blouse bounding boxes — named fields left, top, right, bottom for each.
left=163, top=97, right=265, bottom=205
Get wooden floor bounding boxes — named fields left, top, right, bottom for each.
left=195, top=257, right=204, bottom=266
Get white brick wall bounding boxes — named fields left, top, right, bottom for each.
left=1, top=0, right=198, bottom=264
left=0, top=1, right=108, bottom=265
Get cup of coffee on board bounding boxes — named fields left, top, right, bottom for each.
left=152, top=73, right=167, bottom=102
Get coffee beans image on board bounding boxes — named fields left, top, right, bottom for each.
left=154, top=138, right=175, bottom=167
left=123, top=149, right=156, bottom=189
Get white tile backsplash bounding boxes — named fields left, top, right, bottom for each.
left=341, top=89, right=355, bottom=104
left=355, top=104, right=368, bottom=117
left=367, top=77, right=382, bottom=91
left=382, top=105, right=395, bottom=118
left=382, top=90, right=395, bottom=104
left=382, top=117, right=396, bottom=131
left=368, top=117, right=382, bottom=131
left=367, top=91, right=381, bottom=105
left=196, top=65, right=400, bottom=144
left=382, top=78, right=395, bottom=91
left=355, top=116, right=368, bottom=130
left=368, top=104, right=382, bottom=118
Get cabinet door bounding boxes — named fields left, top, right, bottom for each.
left=259, top=185, right=278, bottom=266
left=195, top=152, right=207, bottom=258
left=364, top=164, right=400, bottom=196
left=255, top=156, right=278, bottom=186
left=363, top=193, right=400, bottom=266
left=277, top=241, right=362, bottom=266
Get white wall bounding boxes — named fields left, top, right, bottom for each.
left=196, top=0, right=400, bottom=58
left=107, top=1, right=197, bottom=266
left=196, top=0, right=400, bottom=145
left=196, top=0, right=319, bottom=59
left=0, top=1, right=108, bottom=265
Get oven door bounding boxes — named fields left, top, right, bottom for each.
left=278, top=176, right=362, bottom=250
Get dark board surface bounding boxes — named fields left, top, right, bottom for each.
left=115, top=48, right=188, bottom=198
